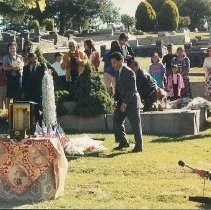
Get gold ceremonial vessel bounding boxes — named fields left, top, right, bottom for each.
left=9, top=101, right=37, bottom=141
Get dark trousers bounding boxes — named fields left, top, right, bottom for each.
left=170, top=84, right=179, bottom=101
left=6, top=76, right=21, bottom=100
left=143, top=90, right=157, bottom=112
left=71, top=71, right=79, bottom=84
left=59, top=76, right=68, bottom=90
left=113, top=105, right=143, bottom=150
left=181, top=77, right=192, bottom=98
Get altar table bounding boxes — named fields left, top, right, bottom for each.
left=0, top=136, right=68, bottom=202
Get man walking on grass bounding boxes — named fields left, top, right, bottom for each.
left=110, top=52, right=143, bottom=153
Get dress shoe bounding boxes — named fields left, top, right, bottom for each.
left=131, top=147, right=142, bottom=153
left=113, top=143, right=130, bottom=150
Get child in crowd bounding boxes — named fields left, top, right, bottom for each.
left=51, top=52, right=67, bottom=90
left=149, top=53, right=166, bottom=89
left=167, top=64, right=184, bottom=101
left=0, top=56, right=6, bottom=109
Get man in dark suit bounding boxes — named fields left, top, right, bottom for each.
left=118, top=33, right=135, bottom=66
left=22, top=53, right=47, bottom=124
left=110, top=52, right=143, bottom=153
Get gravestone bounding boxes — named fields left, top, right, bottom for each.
left=128, top=40, right=138, bottom=48
left=107, top=109, right=205, bottom=136
left=21, top=31, right=30, bottom=41
left=16, top=37, right=25, bottom=54
left=158, top=31, right=170, bottom=37
left=1, top=32, right=16, bottom=43
left=27, top=29, right=41, bottom=42
left=169, top=31, right=176, bottom=36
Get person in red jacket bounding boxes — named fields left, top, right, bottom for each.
left=84, top=39, right=100, bottom=71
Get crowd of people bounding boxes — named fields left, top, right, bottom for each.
left=0, top=33, right=211, bottom=116
left=102, top=35, right=193, bottom=112
left=0, top=32, right=211, bottom=153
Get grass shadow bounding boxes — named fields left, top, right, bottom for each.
left=150, top=134, right=211, bottom=144
left=64, top=130, right=114, bottom=135
left=0, top=198, right=39, bottom=209
left=66, top=150, right=130, bottom=161
left=199, top=204, right=211, bottom=209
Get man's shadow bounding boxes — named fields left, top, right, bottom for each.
left=66, top=150, right=131, bottom=161
left=200, top=204, right=211, bottom=209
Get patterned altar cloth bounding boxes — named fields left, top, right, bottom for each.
left=0, top=137, right=68, bottom=201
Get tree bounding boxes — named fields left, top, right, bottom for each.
left=158, top=0, right=179, bottom=31
left=177, top=0, right=211, bottom=30
left=99, top=1, right=120, bottom=25
left=29, top=0, right=107, bottom=35
left=45, top=18, right=54, bottom=31
left=0, top=0, right=46, bottom=11
left=28, top=19, right=40, bottom=30
left=172, top=0, right=187, bottom=9
left=135, top=1, right=157, bottom=32
left=121, top=14, right=135, bottom=32
left=179, top=16, right=191, bottom=28
left=73, top=64, right=113, bottom=117
left=0, top=0, right=46, bottom=26
left=146, top=0, right=166, bottom=14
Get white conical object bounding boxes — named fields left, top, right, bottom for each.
left=42, top=71, right=57, bottom=127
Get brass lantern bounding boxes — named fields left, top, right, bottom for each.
left=9, top=101, right=38, bottom=141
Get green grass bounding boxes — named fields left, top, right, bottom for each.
left=189, top=32, right=209, bottom=40
left=1, top=119, right=211, bottom=209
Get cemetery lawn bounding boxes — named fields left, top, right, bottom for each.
left=0, top=119, right=211, bottom=209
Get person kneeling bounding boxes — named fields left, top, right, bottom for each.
left=129, top=60, right=158, bottom=112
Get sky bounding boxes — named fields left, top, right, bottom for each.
left=112, top=0, right=141, bottom=16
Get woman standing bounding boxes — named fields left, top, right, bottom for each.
left=171, top=47, right=192, bottom=98
left=62, top=40, right=88, bottom=84
left=3, top=42, right=23, bottom=109
left=22, top=40, right=34, bottom=65
left=84, top=39, right=100, bottom=71
left=203, top=47, right=211, bottom=100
